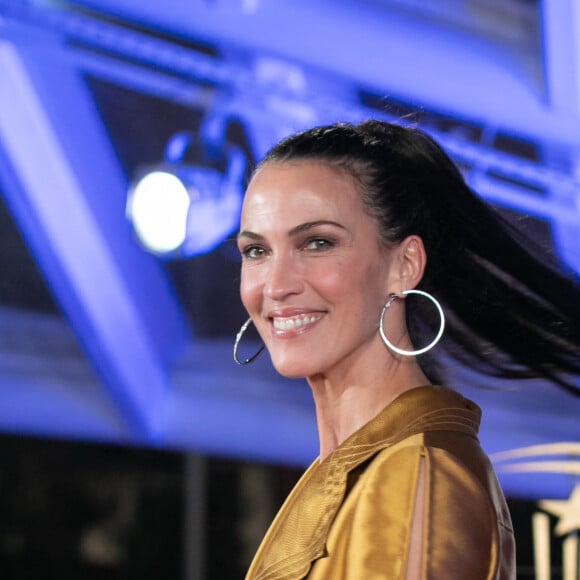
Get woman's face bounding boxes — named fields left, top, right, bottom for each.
left=238, top=161, right=396, bottom=379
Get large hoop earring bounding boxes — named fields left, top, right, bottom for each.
left=233, top=318, right=265, bottom=365
left=379, top=289, right=445, bottom=356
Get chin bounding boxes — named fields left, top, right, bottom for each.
left=270, top=353, right=316, bottom=380
left=271, top=363, right=309, bottom=380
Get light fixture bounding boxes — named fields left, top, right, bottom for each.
left=126, top=118, right=246, bottom=258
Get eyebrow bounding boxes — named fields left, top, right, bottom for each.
left=237, top=220, right=346, bottom=242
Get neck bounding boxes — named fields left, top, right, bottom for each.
left=308, top=348, right=430, bottom=462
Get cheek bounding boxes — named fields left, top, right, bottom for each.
left=313, top=259, right=367, bottom=301
left=315, top=272, right=348, bottom=301
left=320, top=261, right=386, bottom=319
left=240, top=267, right=262, bottom=312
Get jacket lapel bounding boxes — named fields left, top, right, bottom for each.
left=246, top=386, right=481, bottom=580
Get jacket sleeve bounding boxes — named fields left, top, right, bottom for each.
left=327, top=444, right=499, bottom=580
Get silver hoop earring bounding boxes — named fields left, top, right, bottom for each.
left=379, top=289, right=445, bottom=356
left=233, top=318, right=265, bottom=365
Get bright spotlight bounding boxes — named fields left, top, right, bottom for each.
left=126, top=122, right=247, bottom=259
left=127, top=170, right=190, bottom=254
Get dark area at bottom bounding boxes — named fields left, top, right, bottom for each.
left=0, top=433, right=567, bottom=579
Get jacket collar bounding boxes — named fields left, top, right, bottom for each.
left=247, top=386, right=481, bottom=580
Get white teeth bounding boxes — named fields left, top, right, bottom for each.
left=273, top=314, right=322, bottom=331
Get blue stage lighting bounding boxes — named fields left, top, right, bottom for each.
left=127, top=170, right=190, bottom=254
left=126, top=125, right=246, bottom=258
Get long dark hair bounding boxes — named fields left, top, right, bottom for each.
left=257, top=120, right=580, bottom=395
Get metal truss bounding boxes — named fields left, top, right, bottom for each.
left=3, top=0, right=579, bottom=193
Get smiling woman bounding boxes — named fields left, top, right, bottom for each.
left=239, top=162, right=403, bottom=385
left=234, top=121, right=580, bottom=580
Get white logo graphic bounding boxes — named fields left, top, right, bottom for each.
left=492, top=442, right=580, bottom=580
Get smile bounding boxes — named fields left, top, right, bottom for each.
left=272, top=314, right=323, bottom=331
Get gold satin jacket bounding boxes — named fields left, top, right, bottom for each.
left=246, top=386, right=516, bottom=580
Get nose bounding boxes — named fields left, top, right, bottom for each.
left=264, top=253, right=304, bottom=301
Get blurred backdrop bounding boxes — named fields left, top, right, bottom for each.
left=0, top=0, right=579, bottom=578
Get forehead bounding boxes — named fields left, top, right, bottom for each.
left=241, top=160, right=367, bottom=226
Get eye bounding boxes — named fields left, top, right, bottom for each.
left=241, top=245, right=266, bottom=259
left=304, top=238, right=334, bottom=251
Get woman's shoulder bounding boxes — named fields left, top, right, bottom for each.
left=358, top=434, right=513, bottom=533
left=364, top=431, right=499, bottom=499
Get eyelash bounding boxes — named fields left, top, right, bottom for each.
left=241, top=245, right=266, bottom=260
left=240, top=237, right=335, bottom=260
left=304, top=237, right=335, bottom=251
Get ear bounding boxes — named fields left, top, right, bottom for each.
left=386, top=235, right=426, bottom=296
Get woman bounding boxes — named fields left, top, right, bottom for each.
left=234, top=121, right=580, bottom=579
